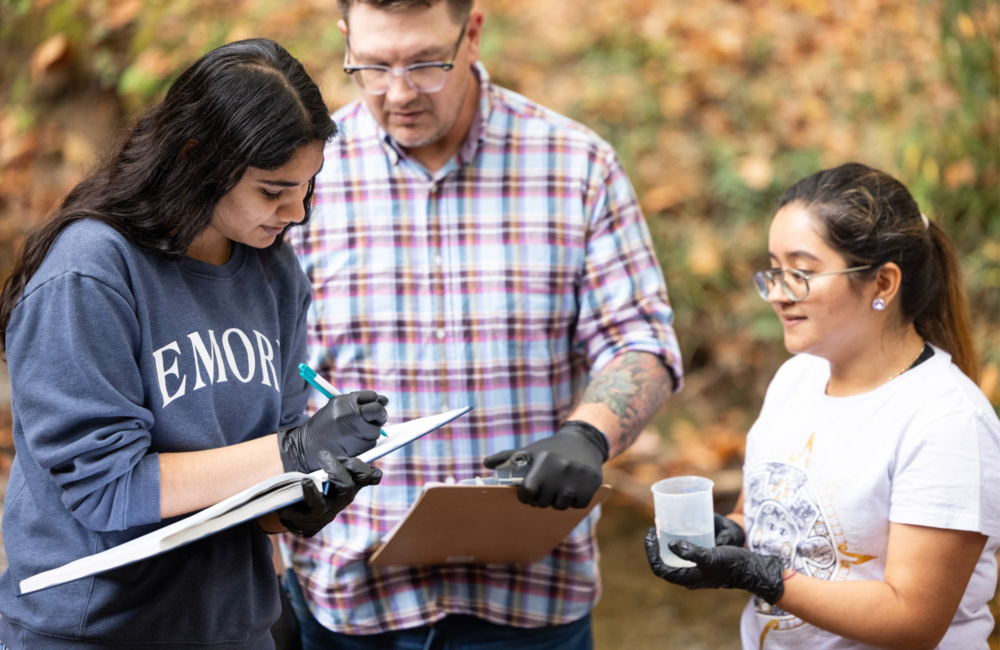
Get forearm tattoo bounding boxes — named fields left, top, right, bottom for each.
left=580, top=351, right=673, bottom=457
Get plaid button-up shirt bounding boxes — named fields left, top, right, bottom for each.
left=283, top=63, right=683, bottom=634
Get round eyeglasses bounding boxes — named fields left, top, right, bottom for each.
left=343, top=24, right=466, bottom=95
left=753, top=265, right=873, bottom=302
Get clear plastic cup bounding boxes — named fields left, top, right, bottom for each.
left=650, top=476, right=715, bottom=567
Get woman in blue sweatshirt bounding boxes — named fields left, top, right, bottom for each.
left=0, top=39, right=386, bottom=649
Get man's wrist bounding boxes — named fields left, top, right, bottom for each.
left=562, top=420, right=610, bottom=462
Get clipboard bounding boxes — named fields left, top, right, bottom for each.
left=368, top=483, right=612, bottom=567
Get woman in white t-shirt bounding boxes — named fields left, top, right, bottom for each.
left=646, top=163, right=999, bottom=649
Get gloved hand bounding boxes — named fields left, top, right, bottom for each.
left=277, top=390, right=388, bottom=474
left=713, top=513, right=746, bottom=547
left=644, top=527, right=786, bottom=605
left=278, top=451, right=382, bottom=537
left=482, top=420, right=609, bottom=510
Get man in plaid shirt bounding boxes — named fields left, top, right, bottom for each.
left=281, top=1, right=684, bottom=647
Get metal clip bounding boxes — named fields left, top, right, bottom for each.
left=493, top=451, right=531, bottom=485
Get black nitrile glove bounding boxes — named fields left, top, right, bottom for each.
left=277, top=390, right=388, bottom=474
left=278, top=451, right=382, bottom=537
left=482, top=420, right=609, bottom=510
left=714, top=513, right=746, bottom=547
left=644, top=527, right=785, bottom=605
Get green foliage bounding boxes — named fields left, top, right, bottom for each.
left=1, top=0, right=997, bottom=429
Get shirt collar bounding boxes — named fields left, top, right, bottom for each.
left=378, top=61, right=493, bottom=169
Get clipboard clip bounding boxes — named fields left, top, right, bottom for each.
left=493, top=451, right=531, bottom=485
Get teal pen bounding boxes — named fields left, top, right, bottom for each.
left=299, top=363, right=387, bottom=437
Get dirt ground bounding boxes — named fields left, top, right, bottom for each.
left=593, top=494, right=746, bottom=649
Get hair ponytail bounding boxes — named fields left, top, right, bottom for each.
left=918, top=220, right=978, bottom=381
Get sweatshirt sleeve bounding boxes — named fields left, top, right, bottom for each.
left=277, top=248, right=312, bottom=430
left=7, top=271, right=161, bottom=532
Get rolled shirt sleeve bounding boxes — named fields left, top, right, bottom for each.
left=574, top=148, right=682, bottom=388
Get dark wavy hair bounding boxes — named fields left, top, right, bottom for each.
left=779, top=162, right=978, bottom=380
left=0, top=38, right=337, bottom=356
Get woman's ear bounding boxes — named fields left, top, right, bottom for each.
left=872, top=262, right=903, bottom=309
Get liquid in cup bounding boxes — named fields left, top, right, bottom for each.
left=651, top=476, right=715, bottom=567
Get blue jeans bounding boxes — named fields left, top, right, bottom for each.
left=283, top=569, right=593, bottom=650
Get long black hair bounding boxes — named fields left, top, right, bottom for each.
left=779, top=162, right=978, bottom=380
left=0, top=38, right=337, bottom=355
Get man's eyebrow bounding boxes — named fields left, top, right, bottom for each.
left=351, top=43, right=452, bottom=63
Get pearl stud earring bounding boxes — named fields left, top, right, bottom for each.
left=872, top=298, right=886, bottom=311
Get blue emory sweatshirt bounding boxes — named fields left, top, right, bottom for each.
left=0, top=219, right=312, bottom=649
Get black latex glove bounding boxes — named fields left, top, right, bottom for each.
left=277, top=390, right=388, bottom=474
left=713, top=513, right=746, bottom=547
left=644, top=527, right=785, bottom=605
left=482, top=420, right=609, bottom=510
left=278, top=451, right=382, bottom=537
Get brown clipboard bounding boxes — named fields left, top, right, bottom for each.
left=367, top=483, right=613, bottom=567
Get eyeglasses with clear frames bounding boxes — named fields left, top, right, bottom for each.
left=753, top=265, right=873, bottom=302
left=343, top=24, right=467, bottom=95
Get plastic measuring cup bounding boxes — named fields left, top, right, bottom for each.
left=650, top=476, right=715, bottom=567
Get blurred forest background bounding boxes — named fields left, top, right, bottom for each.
left=0, top=0, right=997, bottom=648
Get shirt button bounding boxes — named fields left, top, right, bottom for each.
left=434, top=254, right=443, bottom=266
left=441, top=401, right=450, bottom=411
left=436, top=328, right=446, bottom=340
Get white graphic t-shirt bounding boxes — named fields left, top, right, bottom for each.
left=740, top=347, right=999, bottom=650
